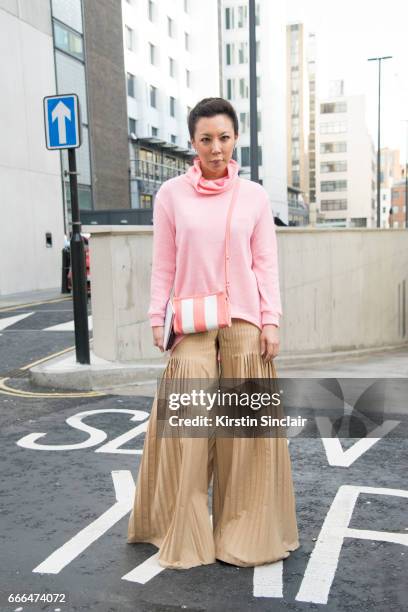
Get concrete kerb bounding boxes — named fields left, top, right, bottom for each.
left=28, top=342, right=408, bottom=392
left=29, top=349, right=168, bottom=391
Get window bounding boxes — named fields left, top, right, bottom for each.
left=256, top=76, right=260, bottom=97
left=151, top=126, right=158, bottom=137
left=225, top=7, right=234, bottom=29
left=237, top=4, right=248, bottom=28
left=239, top=112, right=261, bottom=133
left=128, top=118, right=136, bottom=135
left=350, top=218, right=367, bottom=227
left=226, top=43, right=234, bottom=65
left=185, top=32, right=190, bottom=50
left=186, top=69, right=190, bottom=87
left=149, top=42, right=155, bottom=64
left=320, top=161, right=347, bottom=173
left=226, top=78, right=235, bottom=100
left=53, top=21, right=83, bottom=60
left=240, top=146, right=262, bottom=167
left=127, top=73, right=135, bottom=97
left=239, top=78, right=248, bottom=98
left=238, top=41, right=248, bottom=63
left=170, top=134, right=177, bottom=144
left=148, top=0, right=154, bottom=21
left=320, top=122, right=347, bottom=134
left=256, top=40, right=260, bottom=62
left=169, top=57, right=175, bottom=77
left=255, top=3, right=260, bottom=25
left=239, top=112, right=249, bottom=134
left=170, top=96, right=176, bottom=117
left=150, top=85, right=157, bottom=107
left=321, top=199, right=347, bottom=211
left=257, top=111, right=261, bottom=132
left=140, top=194, right=153, bottom=209
left=321, top=102, right=347, bottom=114
left=125, top=26, right=134, bottom=50
left=168, top=16, right=174, bottom=37
left=320, top=141, right=347, bottom=153
left=241, top=147, right=250, bottom=167
left=320, top=180, right=347, bottom=192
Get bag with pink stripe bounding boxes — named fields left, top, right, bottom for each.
left=169, top=178, right=240, bottom=339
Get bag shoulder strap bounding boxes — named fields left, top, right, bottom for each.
left=224, top=178, right=240, bottom=297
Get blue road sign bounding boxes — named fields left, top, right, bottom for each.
left=43, top=93, right=81, bottom=150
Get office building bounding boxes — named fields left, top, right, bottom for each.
left=316, top=82, right=376, bottom=228
left=223, top=0, right=288, bottom=221
left=286, top=22, right=311, bottom=221
left=123, top=0, right=220, bottom=209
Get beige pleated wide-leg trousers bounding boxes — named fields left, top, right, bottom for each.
left=127, top=319, right=300, bottom=569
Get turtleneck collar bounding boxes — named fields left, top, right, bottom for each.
left=184, top=156, right=240, bottom=195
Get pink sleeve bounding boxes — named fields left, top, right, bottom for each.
left=147, top=187, right=176, bottom=327
left=250, top=193, right=283, bottom=327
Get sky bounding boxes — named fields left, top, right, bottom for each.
left=285, top=0, right=408, bottom=163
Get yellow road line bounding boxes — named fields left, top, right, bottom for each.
left=20, top=345, right=76, bottom=370
left=0, top=296, right=71, bottom=313
left=0, top=378, right=104, bottom=398
left=0, top=343, right=105, bottom=399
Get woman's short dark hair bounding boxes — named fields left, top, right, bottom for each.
left=188, top=97, right=239, bottom=140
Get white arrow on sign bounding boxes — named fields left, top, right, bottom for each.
left=51, top=101, right=71, bottom=145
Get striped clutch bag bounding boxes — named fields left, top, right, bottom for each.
left=171, top=179, right=240, bottom=336
left=173, top=291, right=231, bottom=335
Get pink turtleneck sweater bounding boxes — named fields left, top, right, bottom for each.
left=148, top=157, right=282, bottom=353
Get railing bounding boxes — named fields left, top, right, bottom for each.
left=130, top=159, right=186, bottom=185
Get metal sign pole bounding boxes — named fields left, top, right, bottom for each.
left=44, top=93, right=90, bottom=365
left=68, top=148, right=90, bottom=364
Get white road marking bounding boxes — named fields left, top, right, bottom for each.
left=123, top=514, right=214, bottom=583
left=317, top=417, right=400, bottom=467
left=33, top=471, right=134, bottom=574
left=296, top=485, right=408, bottom=605
left=0, top=312, right=34, bottom=330
left=43, top=315, right=93, bottom=331
left=16, top=408, right=148, bottom=452
left=122, top=553, right=164, bottom=584
left=253, top=560, right=283, bottom=598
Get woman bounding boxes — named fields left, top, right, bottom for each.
left=127, top=97, right=299, bottom=569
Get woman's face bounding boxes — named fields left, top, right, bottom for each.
left=191, top=114, right=238, bottom=179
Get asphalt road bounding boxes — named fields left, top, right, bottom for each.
left=0, top=298, right=407, bottom=611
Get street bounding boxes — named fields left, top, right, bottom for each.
left=0, top=297, right=407, bottom=611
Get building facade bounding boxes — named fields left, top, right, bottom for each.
left=286, top=23, right=310, bottom=213
left=316, top=84, right=376, bottom=228
left=222, top=0, right=288, bottom=221
left=0, top=0, right=65, bottom=294
left=390, top=179, right=407, bottom=228
left=123, top=0, right=220, bottom=208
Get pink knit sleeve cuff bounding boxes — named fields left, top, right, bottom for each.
left=261, top=313, right=280, bottom=327
left=150, top=315, right=165, bottom=327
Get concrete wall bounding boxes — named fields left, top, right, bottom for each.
left=85, top=225, right=408, bottom=362
left=0, top=1, right=65, bottom=295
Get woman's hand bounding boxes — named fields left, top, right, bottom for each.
left=152, top=326, right=165, bottom=352
left=260, top=324, right=280, bottom=362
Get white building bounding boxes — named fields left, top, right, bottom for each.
left=122, top=0, right=219, bottom=164
left=221, top=0, right=288, bottom=222
left=0, top=1, right=65, bottom=295
left=316, top=84, right=376, bottom=228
